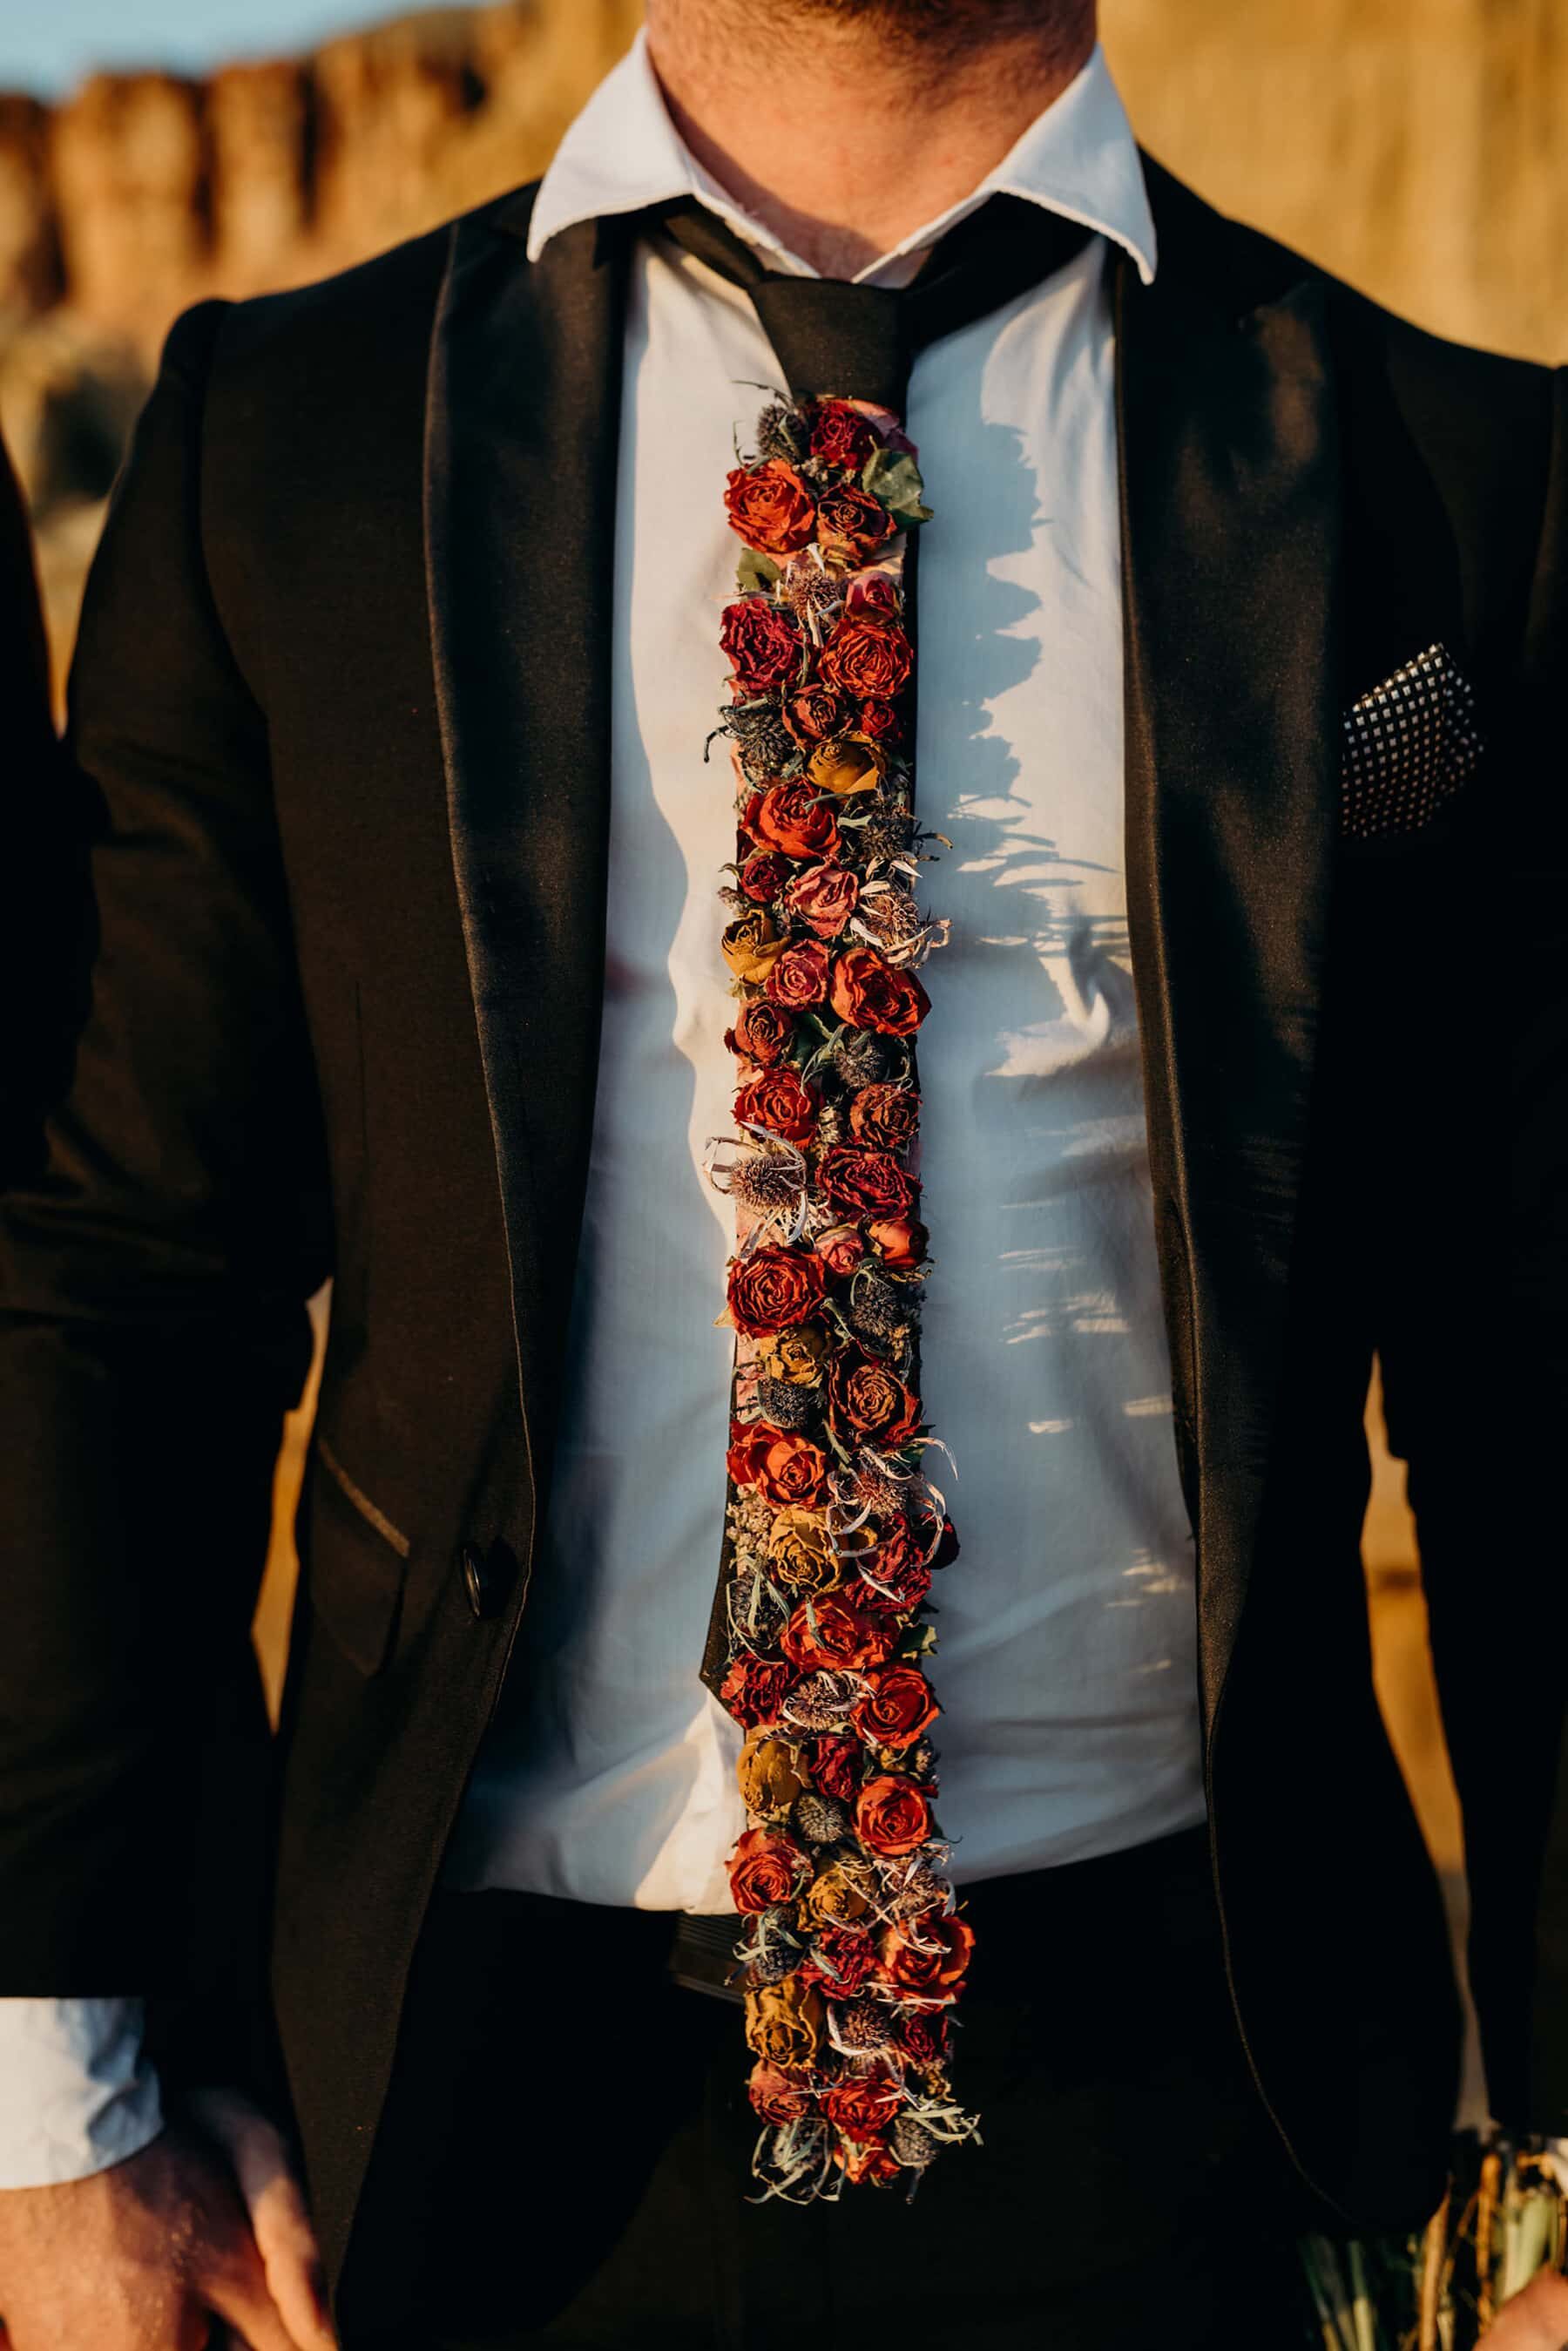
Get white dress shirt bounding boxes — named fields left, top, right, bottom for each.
left=0, top=33, right=1205, bottom=2182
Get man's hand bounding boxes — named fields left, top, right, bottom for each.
left=1482, top=2267, right=1568, bottom=2346
left=0, top=2090, right=336, bottom=2351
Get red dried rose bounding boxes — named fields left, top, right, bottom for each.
left=809, top=1736, right=863, bottom=1804
left=855, top=1773, right=932, bottom=1856
left=821, top=2067, right=902, bottom=2144
left=815, top=484, right=896, bottom=570
left=785, top=863, right=859, bottom=940
left=765, top=938, right=832, bottom=1010
left=748, top=2060, right=813, bottom=2123
left=751, top=780, right=841, bottom=863
left=727, top=999, right=794, bottom=1068
left=803, top=1926, right=880, bottom=1998
left=881, top=1912, right=975, bottom=1995
left=720, top=1655, right=795, bottom=1728
left=899, top=2009, right=951, bottom=2068
left=829, top=947, right=929, bottom=1037
left=735, top=1068, right=818, bottom=1145
left=839, top=2136, right=902, bottom=2186
left=819, top=614, right=913, bottom=699
left=855, top=697, right=902, bottom=741
left=853, top=1666, right=939, bottom=1751
left=781, top=1595, right=892, bottom=1674
left=729, top=1825, right=808, bottom=1914
left=811, top=397, right=881, bottom=471
left=739, top=849, right=790, bottom=903
left=782, top=684, right=848, bottom=747
left=848, top=1082, right=919, bottom=1151
left=818, top=1145, right=916, bottom=1219
left=863, top=1521, right=932, bottom=1609
left=725, top=461, right=816, bottom=556
left=719, top=595, right=803, bottom=693
left=727, top=1426, right=830, bottom=1508
left=828, top=1357, right=923, bottom=1448
left=867, top=1213, right=928, bottom=1269
left=727, top=1247, right=827, bottom=1336
left=814, top=1223, right=866, bottom=1277
left=846, top=573, right=901, bottom=619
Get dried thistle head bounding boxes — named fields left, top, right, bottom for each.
left=754, top=1378, right=816, bottom=1431
left=783, top=1670, right=861, bottom=1731
left=729, top=1146, right=808, bottom=1218
left=827, top=1029, right=887, bottom=1091
left=830, top=1997, right=894, bottom=2055
left=891, top=2117, right=939, bottom=2169
left=754, top=396, right=808, bottom=465
left=792, top=1791, right=850, bottom=1846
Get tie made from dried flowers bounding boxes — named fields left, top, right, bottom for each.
left=706, top=389, right=978, bottom=2203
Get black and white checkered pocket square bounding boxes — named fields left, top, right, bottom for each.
left=1340, top=641, right=1484, bottom=839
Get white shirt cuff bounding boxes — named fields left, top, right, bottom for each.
left=0, top=1999, right=164, bottom=2189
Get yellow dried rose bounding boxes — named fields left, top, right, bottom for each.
left=722, top=908, right=787, bottom=982
left=738, top=1731, right=806, bottom=1819
left=807, top=738, right=884, bottom=797
left=745, top=1978, right=825, bottom=2069
left=757, top=1327, right=828, bottom=1387
left=805, top=1855, right=875, bottom=1927
left=767, top=1508, right=841, bottom=1595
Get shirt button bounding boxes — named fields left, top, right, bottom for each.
left=461, top=1541, right=510, bottom=1620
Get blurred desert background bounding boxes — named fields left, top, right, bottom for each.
left=4, top=0, right=1560, bottom=2118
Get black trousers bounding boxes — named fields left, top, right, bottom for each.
left=338, top=1826, right=1313, bottom=2350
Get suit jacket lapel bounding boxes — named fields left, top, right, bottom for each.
left=1116, top=169, right=1343, bottom=1721
left=425, top=200, right=630, bottom=1506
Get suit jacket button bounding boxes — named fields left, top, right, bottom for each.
left=462, top=1541, right=500, bottom=1619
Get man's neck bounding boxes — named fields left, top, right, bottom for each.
left=644, top=2, right=1098, bottom=278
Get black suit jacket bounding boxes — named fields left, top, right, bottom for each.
left=1, top=162, right=1564, bottom=2277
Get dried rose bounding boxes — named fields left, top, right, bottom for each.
left=839, top=2136, right=902, bottom=2185
left=750, top=780, right=841, bottom=863
left=863, top=1521, right=932, bottom=1609
left=737, top=1731, right=807, bottom=1819
left=729, top=1825, right=808, bottom=1912
left=727, top=1247, right=827, bottom=1337
left=855, top=696, right=902, bottom=740
left=764, top=938, right=831, bottom=1010
left=828, top=1357, right=923, bottom=1448
left=899, top=2008, right=950, bottom=2068
left=818, top=1145, right=916, bottom=1219
left=782, top=683, right=848, bottom=746
left=816, top=483, right=896, bottom=570
left=739, top=849, right=791, bottom=903
left=804, top=1855, right=874, bottom=1928
left=818, top=613, right=913, bottom=699
left=867, top=1212, right=928, bottom=1268
left=853, top=1666, right=939, bottom=1751
left=728, top=1421, right=831, bottom=1508
left=848, top=1082, right=919, bottom=1151
left=814, top=1223, right=867, bottom=1278
left=727, top=999, right=794, bottom=1069
left=829, top=946, right=929, bottom=1037
left=821, top=2066, right=902, bottom=2144
left=725, top=461, right=816, bottom=557
left=808, top=738, right=883, bottom=798
left=747, top=2060, right=812, bottom=2124
left=880, top=1912, right=974, bottom=1994
left=722, top=908, right=787, bottom=984
left=720, top=594, right=803, bottom=691
left=744, top=1977, right=824, bottom=2069
left=785, top=863, right=859, bottom=940
left=735, top=1068, right=818, bottom=1145
left=768, top=1509, right=842, bottom=1596
left=810, top=398, right=881, bottom=471
left=845, top=572, right=901, bottom=619
left=781, top=1594, right=892, bottom=1675
left=809, top=1736, right=863, bottom=1805
left=757, top=1328, right=828, bottom=1388
left=720, top=1655, right=795, bottom=1728
left=855, top=1773, right=932, bottom=1857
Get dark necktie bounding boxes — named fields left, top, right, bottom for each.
left=670, top=193, right=1092, bottom=2205
left=659, top=191, right=1092, bottom=410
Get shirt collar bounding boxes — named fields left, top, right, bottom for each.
left=525, top=28, right=1157, bottom=288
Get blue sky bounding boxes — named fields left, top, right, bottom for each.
left=0, top=1, right=468, bottom=97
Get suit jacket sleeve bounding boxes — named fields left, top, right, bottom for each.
left=1375, top=362, right=1568, bottom=2137
left=0, top=304, right=330, bottom=1995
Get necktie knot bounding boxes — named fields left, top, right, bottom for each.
left=656, top=193, right=1093, bottom=411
